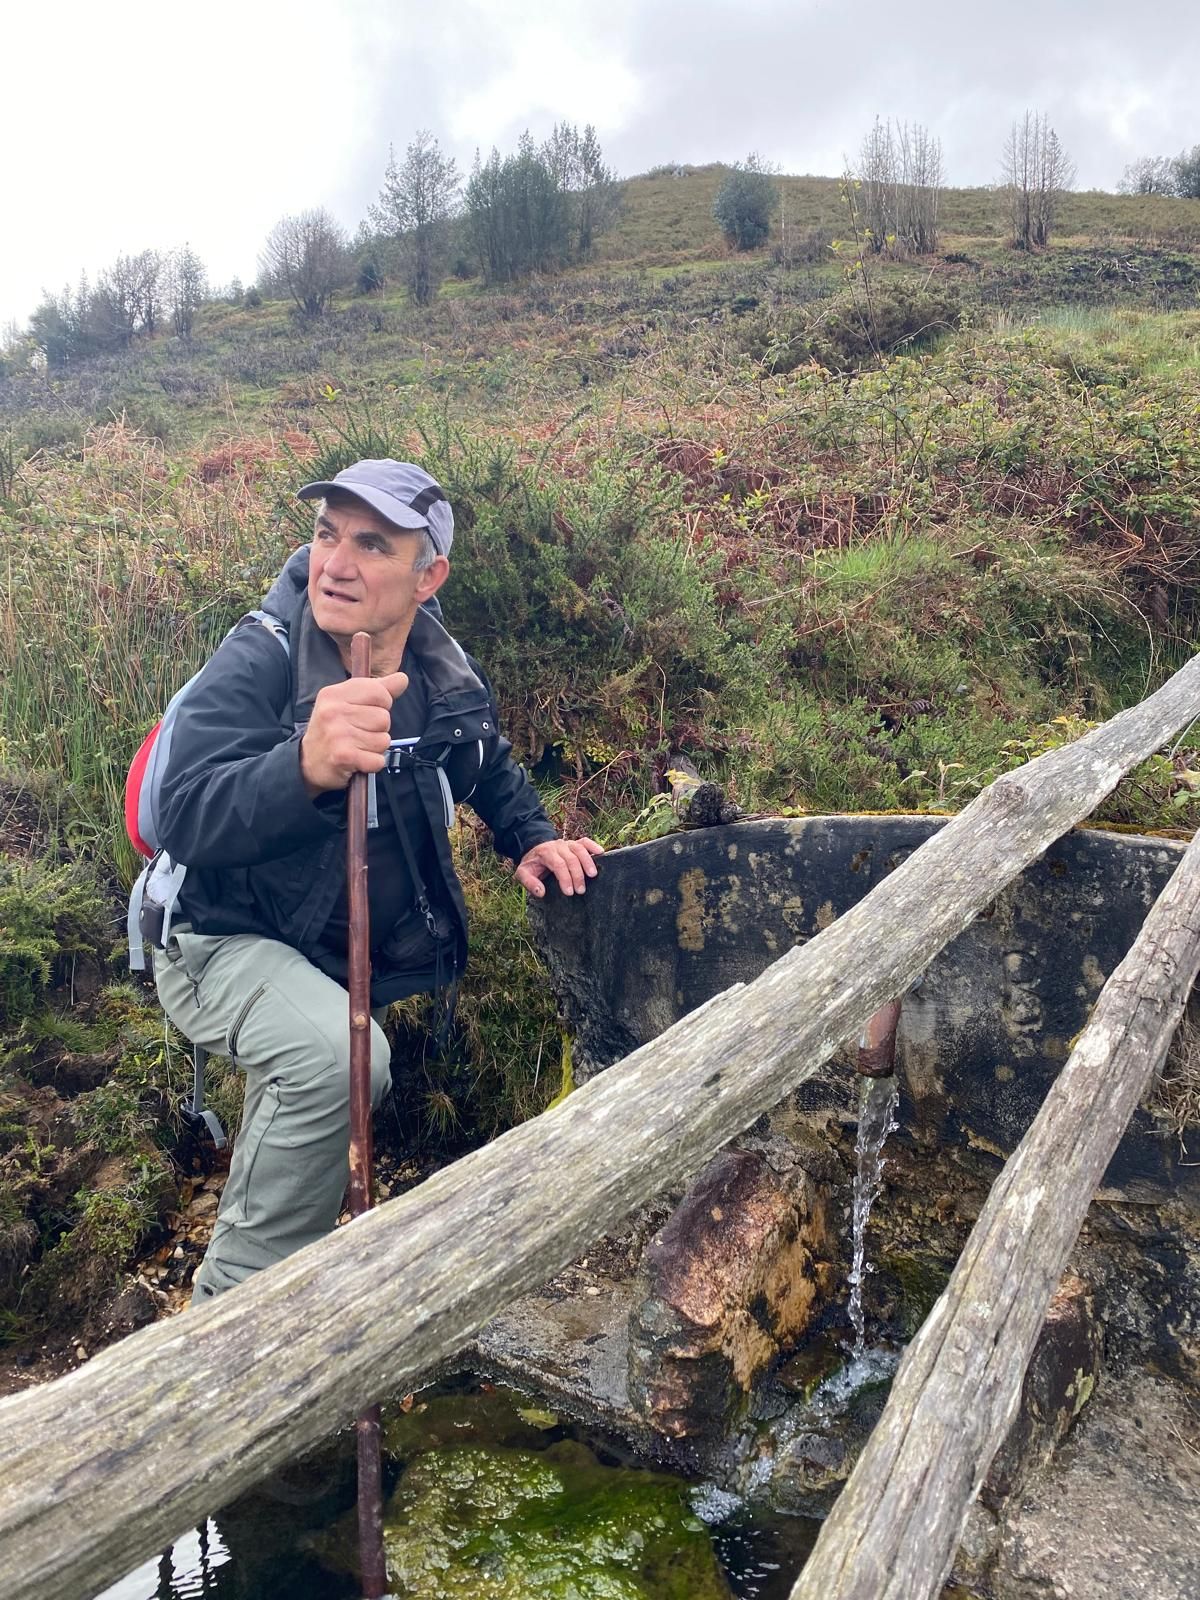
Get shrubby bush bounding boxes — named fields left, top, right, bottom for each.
left=713, top=157, right=779, bottom=251
left=0, top=855, right=110, bottom=1022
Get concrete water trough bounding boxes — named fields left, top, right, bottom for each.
left=463, top=815, right=1200, bottom=1598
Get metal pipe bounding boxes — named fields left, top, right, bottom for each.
left=347, top=631, right=387, bottom=1599
left=856, top=997, right=901, bottom=1078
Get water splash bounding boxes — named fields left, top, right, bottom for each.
left=846, top=1072, right=900, bottom=1355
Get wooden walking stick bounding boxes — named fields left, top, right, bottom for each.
left=347, top=630, right=388, bottom=1599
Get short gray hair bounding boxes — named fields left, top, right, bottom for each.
left=314, top=492, right=439, bottom=572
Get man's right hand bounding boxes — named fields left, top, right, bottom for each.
left=299, top=672, right=409, bottom=795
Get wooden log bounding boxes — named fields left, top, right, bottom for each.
left=1, top=652, right=1198, bottom=1600
left=790, top=822, right=1200, bottom=1600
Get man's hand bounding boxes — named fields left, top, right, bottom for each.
left=516, top=837, right=605, bottom=898
left=299, top=672, right=409, bottom=795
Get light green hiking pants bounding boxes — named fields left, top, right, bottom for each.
left=154, top=928, right=392, bottom=1301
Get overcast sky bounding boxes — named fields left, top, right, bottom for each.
left=3, top=0, right=1197, bottom=331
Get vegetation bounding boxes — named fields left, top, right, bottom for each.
left=368, top=131, right=461, bottom=307
left=464, top=126, right=623, bottom=283
left=1002, top=111, right=1076, bottom=251
left=259, top=208, right=350, bottom=317
left=855, top=119, right=942, bottom=256
left=1121, top=144, right=1200, bottom=200
left=713, top=154, right=779, bottom=251
left=1, top=164, right=1199, bottom=1343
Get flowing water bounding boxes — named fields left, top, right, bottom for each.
left=93, top=1377, right=819, bottom=1600
left=845, top=1072, right=901, bottom=1356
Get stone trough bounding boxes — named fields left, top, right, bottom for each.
left=463, top=816, right=1200, bottom=1598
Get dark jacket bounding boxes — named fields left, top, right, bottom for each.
left=157, top=547, right=557, bottom=1001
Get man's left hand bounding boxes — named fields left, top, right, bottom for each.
left=516, top=838, right=605, bottom=899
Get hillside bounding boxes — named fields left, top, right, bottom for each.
left=1, top=167, right=1199, bottom=1358
left=597, top=167, right=1200, bottom=265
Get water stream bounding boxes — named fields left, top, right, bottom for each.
left=846, top=1072, right=901, bottom=1356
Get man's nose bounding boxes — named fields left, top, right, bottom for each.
left=323, top=539, right=358, bottom=580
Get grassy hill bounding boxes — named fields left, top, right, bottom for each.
left=1, top=164, right=1199, bottom=1347
left=1, top=164, right=1199, bottom=1178
left=597, top=167, right=1200, bottom=265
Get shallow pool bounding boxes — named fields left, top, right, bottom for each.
left=95, top=1377, right=819, bottom=1600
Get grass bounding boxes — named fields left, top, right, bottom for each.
left=595, top=170, right=1200, bottom=266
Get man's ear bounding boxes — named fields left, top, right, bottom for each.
left=415, top=555, right=450, bottom=605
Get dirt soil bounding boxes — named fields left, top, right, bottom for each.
left=0, top=1135, right=435, bottom=1397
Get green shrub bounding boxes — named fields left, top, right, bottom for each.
left=813, top=283, right=963, bottom=370
left=713, top=159, right=779, bottom=251
left=0, top=855, right=110, bottom=1022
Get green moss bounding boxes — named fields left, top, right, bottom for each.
left=0, top=854, right=110, bottom=1022
left=882, top=1253, right=953, bottom=1338
left=19, top=1157, right=173, bottom=1329
left=380, top=1442, right=729, bottom=1598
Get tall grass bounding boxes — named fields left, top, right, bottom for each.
left=0, top=423, right=293, bottom=874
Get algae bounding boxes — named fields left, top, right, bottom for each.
left=380, top=1440, right=732, bottom=1598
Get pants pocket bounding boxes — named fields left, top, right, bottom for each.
left=219, top=1079, right=282, bottom=1228
left=227, top=982, right=268, bottom=1062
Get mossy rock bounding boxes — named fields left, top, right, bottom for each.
left=387, top=1442, right=729, bottom=1598
left=326, top=1433, right=730, bottom=1598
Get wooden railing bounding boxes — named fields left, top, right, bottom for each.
left=1, top=650, right=1198, bottom=1600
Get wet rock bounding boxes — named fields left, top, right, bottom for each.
left=628, top=1147, right=836, bottom=1439
left=771, top=1429, right=847, bottom=1503
left=985, top=1369, right=1200, bottom=1600
left=982, top=1270, right=1104, bottom=1509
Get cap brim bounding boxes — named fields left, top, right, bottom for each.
left=296, top=479, right=429, bottom=531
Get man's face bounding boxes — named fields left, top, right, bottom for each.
left=308, top=496, right=447, bottom=662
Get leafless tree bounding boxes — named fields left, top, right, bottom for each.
left=164, top=245, right=208, bottom=340
left=1118, top=155, right=1178, bottom=195
left=1002, top=112, right=1076, bottom=250
left=368, top=131, right=460, bottom=306
left=856, top=118, right=942, bottom=255
left=259, top=209, right=349, bottom=315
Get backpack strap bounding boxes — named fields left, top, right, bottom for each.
left=180, top=1044, right=228, bottom=1150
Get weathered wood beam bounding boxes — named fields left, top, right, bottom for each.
left=1, top=651, right=1198, bottom=1600
left=790, top=822, right=1200, bottom=1600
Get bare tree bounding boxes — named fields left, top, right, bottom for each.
left=858, top=116, right=895, bottom=252
left=368, top=131, right=460, bottom=306
left=1002, top=112, right=1075, bottom=250
left=1118, top=155, right=1178, bottom=195
left=164, top=245, right=208, bottom=340
left=259, top=209, right=349, bottom=315
left=856, top=118, right=942, bottom=255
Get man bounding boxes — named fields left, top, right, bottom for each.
left=152, top=459, right=602, bottom=1301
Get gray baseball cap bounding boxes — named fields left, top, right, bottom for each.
left=297, top=459, right=454, bottom=557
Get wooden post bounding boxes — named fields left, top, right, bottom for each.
left=0, top=652, right=1198, bottom=1600
left=347, top=630, right=386, bottom=1600
left=790, top=823, right=1200, bottom=1600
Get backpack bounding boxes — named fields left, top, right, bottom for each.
left=124, top=611, right=291, bottom=1150
left=125, top=610, right=291, bottom=972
